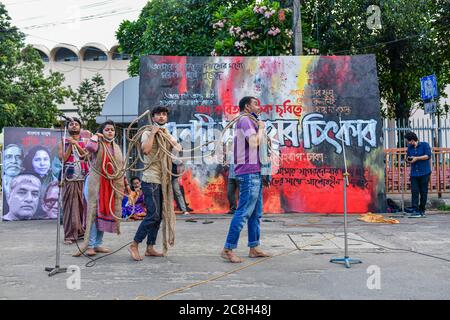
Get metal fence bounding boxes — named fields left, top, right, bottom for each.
left=383, top=117, right=450, bottom=194
left=383, top=116, right=450, bottom=149
left=385, top=147, right=450, bottom=195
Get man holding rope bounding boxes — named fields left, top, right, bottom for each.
left=129, top=106, right=181, bottom=261
left=221, top=96, right=271, bottom=263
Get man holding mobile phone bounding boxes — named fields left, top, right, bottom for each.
left=405, top=131, right=431, bottom=218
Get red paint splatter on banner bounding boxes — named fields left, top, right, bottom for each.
left=313, top=56, right=355, bottom=93
left=275, top=147, right=373, bottom=213
left=152, top=56, right=187, bottom=93
left=263, top=185, right=282, bottom=213
left=179, top=148, right=376, bottom=214
left=218, top=57, right=245, bottom=120
left=180, top=171, right=229, bottom=214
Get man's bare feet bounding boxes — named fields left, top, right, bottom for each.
left=248, top=247, right=271, bottom=258
left=221, top=249, right=243, bottom=263
left=128, top=242, right=143, bottom=261
left=145, top=246, right=164, bottom=257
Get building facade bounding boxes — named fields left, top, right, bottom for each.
left=31, top=43, right=131, bottom=119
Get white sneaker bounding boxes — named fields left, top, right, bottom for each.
left=183, top=212, right=190, bottom=215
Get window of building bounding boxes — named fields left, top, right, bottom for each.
left=83, top=47, right=108, bottom=61
left=54, top=48, right=79, bottom=62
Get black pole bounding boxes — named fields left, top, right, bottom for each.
left=45, top=120, right=68, bottom=276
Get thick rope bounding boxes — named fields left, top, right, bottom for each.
left=71, top=112, right=277, bottom=258
left=70, top=112, right=277, bottom=223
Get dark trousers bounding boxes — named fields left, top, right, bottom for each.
left=227, top=178, right=239, bottom=213
left=134, top=182, right=162, bottom=245
left=172, top=177, right=187, bottom=212
left=411, top=173, right=430, bottom=213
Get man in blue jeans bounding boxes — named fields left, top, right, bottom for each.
left=221, top=96, right=271, bottom=263
left=405, top=131, right=431, bottom=218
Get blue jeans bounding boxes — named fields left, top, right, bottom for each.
left=134, top=182, right=163, bottom=245
left=224, top=173, right=263, bottom=250
left=88, top=222, right=104, bottom=248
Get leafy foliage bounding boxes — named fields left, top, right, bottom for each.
left=302, top=0, right=450, bottom=119
left=0, top=3, right=70, bottom=131
left=116, top=0, right=317, bottom=75
left=212, top=0, right=295, bottom=56
left=70, top=74, right=108, bottom=132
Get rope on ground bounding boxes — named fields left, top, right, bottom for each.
left=136, top=234, right=337, bottom=300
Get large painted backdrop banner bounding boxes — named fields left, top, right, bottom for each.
left=2, top=128, right=61, bottom=221
left=139, top=55, right=386, bottom=213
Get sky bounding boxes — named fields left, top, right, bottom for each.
left=3, top=0, right=149, bottom=50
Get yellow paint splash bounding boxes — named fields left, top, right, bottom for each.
left=295, top=56, right=316, bottom=122
left=296, top=56, right=316, bottom=92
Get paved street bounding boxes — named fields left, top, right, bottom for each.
left=1, top=211, right=450, bottom=300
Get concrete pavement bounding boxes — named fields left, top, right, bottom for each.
left=1, top=211, right=450, bottom=300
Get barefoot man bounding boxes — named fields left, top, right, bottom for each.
left=221, top=96, right=271, bottom=263
left=128, top=107, right=180, bottom=261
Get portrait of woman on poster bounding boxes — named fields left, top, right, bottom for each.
left=23, top=145, right=57, bottom=201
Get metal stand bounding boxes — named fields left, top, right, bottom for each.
left=45, top=120, right=68, bottom=276
left=400, top=156, right=407, bottom=215
left=389, top=156, right=407, bottom=218
left=401, top=166, right=405, bottom=214
left=330, top=115, right=362, bottom=268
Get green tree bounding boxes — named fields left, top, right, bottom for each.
left=116, top=0, right=242, bottom=76
left=212, top=0, right=294, bottom=56
left=0, top=3, right=69, bottom=132
left=116, top=0, right=316, bottom=75
left=70, top=74, right=107, bottom=132
left=301, top=0, right=450, bottom=121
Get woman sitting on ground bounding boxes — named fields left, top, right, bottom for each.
left=122, top=176, right=146, bottom=220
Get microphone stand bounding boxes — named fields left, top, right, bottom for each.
left=45, top=119, right=68, bottom=276
left=330, top=114, right=362, bottom=268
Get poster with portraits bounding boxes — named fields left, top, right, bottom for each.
left=2, top=128, right=61, bottom=221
